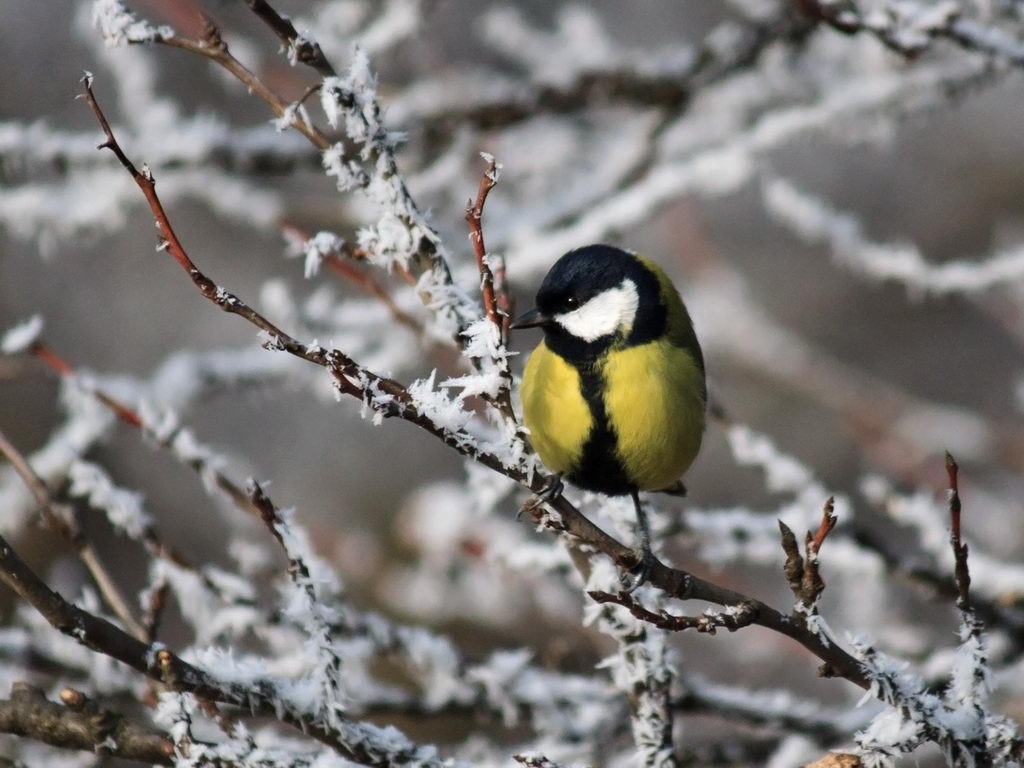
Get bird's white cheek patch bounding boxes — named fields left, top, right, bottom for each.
left=555, top=279, right=639, bottom=342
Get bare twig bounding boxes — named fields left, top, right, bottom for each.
left=464, top=153, right=516, bottom=421
left=244, top=0, right=337, bottom=78
left=0, top=683, right=175, bottom=765
left=159, top=18, right=331, bottom=151
left=779, top=498, right=836, bottom=611
left=809, top=497, right=839, bottom=557
left=946, top=451, right=972, bottom=614
left=588, top=591, right=759, bottom=635
left=465, top=153, right=503, bottom=334
left=33, top=342, right=140, bottom=427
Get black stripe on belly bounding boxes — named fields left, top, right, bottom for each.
left=569, top=365, right=634, bottom=496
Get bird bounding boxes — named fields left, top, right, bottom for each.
left=511, top=244, right=706, bottom=589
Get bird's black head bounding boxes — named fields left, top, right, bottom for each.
left=512, top=244, right=666, bottom=362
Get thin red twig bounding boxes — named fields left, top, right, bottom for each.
left=809, top=496, right=838, bottom=556
left=465, top=153, right=503, bottom=335
left=280, top=223, right=423, bottom=332
left=946, top=451, right=972, bottom=613
left=464, top=153, right=517, bottom=421
left=33, top=342, right=141, bottom=427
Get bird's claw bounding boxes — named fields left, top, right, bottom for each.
left=518, top=474, right=564, bottom=520
left=621, top=546, right=655, bottom=594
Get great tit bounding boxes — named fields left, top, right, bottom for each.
left=512, top=244, right=706, bottom=587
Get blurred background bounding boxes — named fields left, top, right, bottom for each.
left=1, top=1, right=1024, bottom=765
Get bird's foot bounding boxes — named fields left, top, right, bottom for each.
left=518, top=473, right=564, bottom=520
left=621, top=545, right=655, bottom=594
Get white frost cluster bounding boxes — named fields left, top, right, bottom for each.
left=0, top=315, right=43, bottom=354
left=91, top=0, right=173, bottom=47
left=316, top=48, right=482, bottom=343
left=853, top=630, right=1020, bottom=767
left=296, top=230, right=346, bottom=279
left=318, top=50, right=425, bottom=274
left=298, top=0, right=424, bottom=57
left=68, top=459, right=152, bottom=539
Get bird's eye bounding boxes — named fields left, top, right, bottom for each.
left=565, top=296, right=580, bottom=309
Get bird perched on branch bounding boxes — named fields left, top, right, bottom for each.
left=512, top=244, right=706, bottom=589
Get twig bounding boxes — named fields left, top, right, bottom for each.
left=280, top=223, right=423, bottom=333
left=946, top=451, right=972, bottom=614
left=0, top=683, right=175, bottom=765
left=779, top=498, right=837, bottom=611
left=588, top=591, right=759, bottom=634
left=809, top=497, right=838, bottom=557
left=25, top=339, right=269, bottom=627
left=0, top=426, right=146, bottom=640
left=244, top=0, right=337, bottom=78
left=110, top=1, right=481, bottom=350
left=848, top=520, right=1024, bottom=653
left=33, top=343, right=140, bottom=427
left=159, top=17, right=332, bottom=151
left=797, top=0, right=1024, bottom=65
left=465, top=153, right=503, bottom=335
left=464, top=153, right=516, bottom=421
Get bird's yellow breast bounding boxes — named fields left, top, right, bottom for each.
left=521, top=338, right=705, bottom=492
left=520, top=341, right=593, bottom=475
left=601, top=339, right=705, bottom=491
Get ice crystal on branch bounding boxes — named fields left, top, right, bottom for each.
left=91, top=0, right=172, bottom=47
left=0, top=316, right=44, bottom=355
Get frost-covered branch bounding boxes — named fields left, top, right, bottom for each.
left=853, top=456, right=1022, bottom=766
left=798, top=0, right=1024, bottom=64
left=762, top=174, right=1024, bottom=296
left=0, top=529, right=459, bottom=767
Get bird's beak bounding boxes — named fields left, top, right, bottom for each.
left=510, top=307, right=550, bottom=330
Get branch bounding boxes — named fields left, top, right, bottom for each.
left=780, top=497, right=838, bottom=610
left=0, top=683, right=174, bottom=765
left=0, top=425, right=145, bottom=640
left=588, top=591, right=759, bottom=635
left=415, top=10, right=814, bottom=136
left=946, top=451, right=972, bottom=614
left=464, top=153, right=516, bottom=422
left=465, top=153, right=504, bottom=337
left=156, top=18, right=332, bottom=151
left=243, top=0, right=337, bottom=77
left=280, top=224, right=424, bottom=334
left=797, top=0, right=1024, bottom=64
